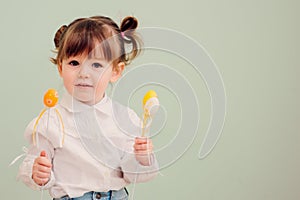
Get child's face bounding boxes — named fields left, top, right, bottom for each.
left=59, top=53, right=124, bottom=105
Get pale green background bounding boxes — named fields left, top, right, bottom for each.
left=1, top=0, right=299, bottom=199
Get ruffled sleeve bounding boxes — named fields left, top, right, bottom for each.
left=118, top=107, right=159, bottom=183
left=18, top=107, right=63, bottom=190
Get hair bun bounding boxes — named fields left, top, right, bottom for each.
left=120, top=16, right=138, bottom=32
left=54, top=25, right=68, bottom=48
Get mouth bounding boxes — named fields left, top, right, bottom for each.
left=75, top=83, right=93, bottom=88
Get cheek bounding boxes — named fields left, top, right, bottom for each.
left=95, top=70, right=112, bottom=89
left=95, top=68, right=113, bottom=82
left=61, top=71, right=76, bottom=91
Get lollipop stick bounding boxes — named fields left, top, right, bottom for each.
left=55, top=108, right=65, bottom=145
left=46, top=109, right=50, bottom=135
left=32, top=108, right=47, bottom=146
left=142, top=111, right=152, bottom=137
left=141, top=91, right=159, bottom=137
left=39, top=151, right=47, bottom=200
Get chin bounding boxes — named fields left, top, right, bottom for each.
left=74, top=95, right=95, bottom=105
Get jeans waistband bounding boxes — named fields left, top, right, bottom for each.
left=53, top=188, right=128, bottom=200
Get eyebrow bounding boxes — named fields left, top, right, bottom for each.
left=88, top=57, right=108, bottom=62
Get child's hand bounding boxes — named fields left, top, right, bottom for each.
left=32, top=151, right=52, bottom=186
left=134, top=137, right=153, bottom=166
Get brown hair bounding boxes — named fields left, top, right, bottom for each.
left=51, top=16, right=142, bottom=69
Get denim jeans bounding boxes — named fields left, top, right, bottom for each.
left=53, top=188, right=128, bottom=200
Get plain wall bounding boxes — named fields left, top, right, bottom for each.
left=1, top=0, right=299, bottom=199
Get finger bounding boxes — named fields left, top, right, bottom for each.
left=36, top=164, right=52, bottom=173
left=134, top=148, right=153, bottom=153
left=135, top=137, right=150, bottom=144
left=40, top=150, right=47, bottom=157
left=134, top=143, right=153, bottom=151
left=134, top=150, right=153, bottom=155
left=135, top=138, right=153, bottom=146
left=36, top=157, right=52, bottom=168
left=134, top=147, right=153, bottom=154
left=34, top=170, right=51, bottom=179
left=33, top=176, right=49, bottom=186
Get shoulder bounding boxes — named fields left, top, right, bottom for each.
left=110, top=99, right=141, bottom=124
left=110, top=99, right=141, bottom=137
left=24, top=107, right=64, bottom=147
left=111, top=99, right=138, bottom=117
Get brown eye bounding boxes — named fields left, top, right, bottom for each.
left=69, top=60, right=79, bottom=66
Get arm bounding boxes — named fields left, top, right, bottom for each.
left=120, top=137, right=159, bottom=183
left=18, top=120, right=56, bottom=190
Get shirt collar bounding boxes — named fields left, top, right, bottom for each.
left=60, top=92, right=112, bottom=115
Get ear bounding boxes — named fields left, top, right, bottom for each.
left=57, top=64, right=63, bottom=77
left=110, top=62, right=125, bottom=82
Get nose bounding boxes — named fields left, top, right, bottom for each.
left=78, top=64, right=90, bottom=78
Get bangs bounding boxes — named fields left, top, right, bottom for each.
left=61, top=20, right=120, bottom=62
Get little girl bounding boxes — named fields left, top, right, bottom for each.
left=18, top=15, right=158, bottom=200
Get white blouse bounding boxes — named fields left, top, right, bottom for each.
left=18, top=92, right=158, bottom=198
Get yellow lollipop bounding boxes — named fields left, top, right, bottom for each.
left=32, top=89, right=65, bottom=146
left=142, top=90, right=159, bottom=136
left=143, top=90, right=157, bottom=107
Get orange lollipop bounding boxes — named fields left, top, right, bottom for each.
left=43, top=89, right=58, bottom=107
left=32, top=89, right=65, bottom=146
